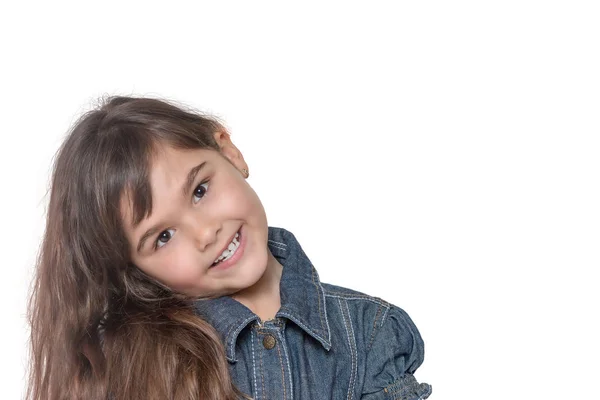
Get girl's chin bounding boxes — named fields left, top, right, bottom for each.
left=234, top=262, right=270, bottom=293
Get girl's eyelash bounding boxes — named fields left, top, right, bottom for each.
left=154, top=228, right=175, bottom=250
left=192, top=181, right=210, bottom=203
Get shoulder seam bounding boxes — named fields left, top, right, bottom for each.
left=367, top=304, right=384, bottom=352
left=325, top=293, right=390, bottom=309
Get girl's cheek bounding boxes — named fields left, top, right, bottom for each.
left=157, top=248, right=198, bottom=284
left=175, top=242, right=203, bottom=269
left=165, top=241, right=191, bottom=266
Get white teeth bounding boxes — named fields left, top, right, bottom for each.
left=213, top=232, right=241, bottom=265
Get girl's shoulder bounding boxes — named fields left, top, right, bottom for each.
left=320, top=282, right=429, bottom=395
left=320, top=282, right=423, bottom=352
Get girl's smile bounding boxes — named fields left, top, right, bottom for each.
left=210, top=228, right=243, bottom=268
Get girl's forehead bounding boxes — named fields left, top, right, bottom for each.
left=148, top=146, right=221, bottom=190
left=150, top=144, right=218, bottom=170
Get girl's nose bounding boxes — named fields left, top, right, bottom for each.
left=186, top=217, right=221, bottom=252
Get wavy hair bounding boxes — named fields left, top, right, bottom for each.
left=28, top=97, right=242, bottom=399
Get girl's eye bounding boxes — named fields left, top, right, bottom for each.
left=193, top=182, right=209, bottom=204
left=155, top=228, right=175, bottom=249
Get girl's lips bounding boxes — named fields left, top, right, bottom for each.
left=214, top=230, right=240, bottom=263
left=209, top=227, right=245, bottom=271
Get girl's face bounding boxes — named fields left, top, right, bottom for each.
left=121, top=133, right=271, bottom=298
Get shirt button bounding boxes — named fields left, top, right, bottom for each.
left=262, top=334, right=276, bottom=350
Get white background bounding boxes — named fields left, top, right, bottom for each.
left=1, top=1, right=599, bottom=399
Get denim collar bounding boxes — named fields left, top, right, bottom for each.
left=195, top=227, right=332, bottom=362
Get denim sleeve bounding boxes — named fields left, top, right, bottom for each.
left=361, top=305, right=432, bottom=400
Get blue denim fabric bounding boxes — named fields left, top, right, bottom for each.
left=195, top=227, right=431, bottom=400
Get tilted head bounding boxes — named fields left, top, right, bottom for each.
left=29, top=96, right=268, bottom=399
left=52, top=96, right=270, bottom=304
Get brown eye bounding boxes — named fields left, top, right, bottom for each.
left=193, top=182, right=209, bottom=203
left=156, top=229, right=175, bottom=249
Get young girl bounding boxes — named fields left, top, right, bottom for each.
left=28, top=96, right=431, bottom=400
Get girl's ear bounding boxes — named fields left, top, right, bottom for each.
left=213, top=131, right=249, bottom=178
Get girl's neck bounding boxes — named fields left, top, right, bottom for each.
left=232, top=250, right=283, bottom=322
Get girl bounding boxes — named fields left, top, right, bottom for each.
left=28, top=96, right=431, bottom=399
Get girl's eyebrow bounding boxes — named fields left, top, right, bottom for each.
left=137, top=226, right=161, bottom=253
left=182, top=161, right=207, bottom=196
left=136, top=161, right=208, bottom=253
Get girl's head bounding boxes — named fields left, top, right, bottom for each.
left=28, top=96, right=268, bottom=399
left=57, top=96, right=271, bottom=300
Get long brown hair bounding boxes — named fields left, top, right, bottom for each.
left=28, top=97, right=242, bottom=399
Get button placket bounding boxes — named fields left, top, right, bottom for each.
left=251, top=320, right=290, bottom=399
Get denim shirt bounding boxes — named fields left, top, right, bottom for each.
left=195, top=227, right=431, bottom=400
